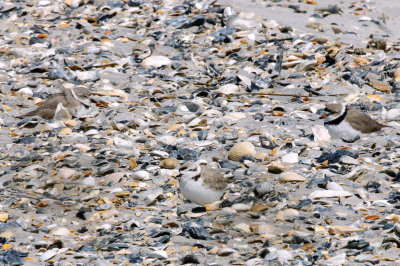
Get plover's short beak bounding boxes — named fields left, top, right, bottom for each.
left=318, top=109, right=329, bottom=119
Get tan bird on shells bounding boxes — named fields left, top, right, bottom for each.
left=19, top=86, right=91, bottom=120
left=321, top=102, right=388, bottom=140
left=178, top=160, right=227, bottom=205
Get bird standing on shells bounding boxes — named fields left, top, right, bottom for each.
left=321, top=102, right=388, bottom=141
left=19, top=86, right=91, bottom=120
left=178, top=160, right=227, bottom=205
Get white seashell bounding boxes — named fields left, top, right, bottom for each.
left=312, top=125, right=331, bottom=143
left=283, top=208, right=299, bottom=219
left=217, top=83, right=240, bottom=95
left=16, top=87, right=33, bottom=96
left=281, top=153, right=298, bottom=164
left=85, top=129, right=99, bottom=136
left=224, top=112, right=246, bottom=121
left=231, top=18, right=259, bottom=29
left=326, top=182, right=344, bottom=191
left=249, top=224, right=275, bottom=235
left=150, top=150, right=169, bottom=158
left=104, top=172, right=126, bottom=183
left=219, top=247, right=237, bottom=256
left=354, top=254, right=377, bottom=263
left=324, top=253, right=346, bottom=265
left=74, top=143, right=91, bottom=152
left=75, top=70, right=97, bottom=82
left=132, top=170, right=150, bottom=181
left=264, top=248, right=293, bottom=264
left=291, top=110, right=309, bottom=119
left=100, top=209, right=119, bottom=219
left=188, top=117, right=203, bottom=127
left=113, top=137, right=133, bottom=147
left=149, top=250, right=168, bottom=259
left=293, top=39, right=307, bottom=46
left=229, top=142, right=256, bottom=161
left=262, top=19, right=279, bottom=29
left=359, top=16, right=371, bottom=21
left=384, top=108, right=400, bottom=120
left=144, top=188, right=163, bottom=204
left=57, top=168, right=77, bottom=180
left=63, top=0, right=82, bottom=8
left=245, top=258, right=265, bottom=266
left=86, top=46, right=101, bottom=54
left=231, top=203, right=251, bottom=211
left=110, top=187, right=123, bottom=194
left=223, top=6, right=235, bottom=17
left=310, top=190, right=352, bottom=199
left=203, top=109, right=222, bottom=117
left=234, top=223, right=251, bottom=233
left=159, top=169, right=179, bottom=178
left=142, top=55, right=171, bottom=69
left=40, top=249, right=58, bottom=262
left=340, top=155, right=359, bottom=165
left=50, top=227, right=71, bottom=236
left=82, top=176, right=96, bottom=186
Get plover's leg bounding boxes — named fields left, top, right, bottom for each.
left=341, top=135, right=360, bottom=143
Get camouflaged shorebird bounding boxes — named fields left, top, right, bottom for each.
left=19, top=86, right=91, bottom=120
left=322, top=102, right=387, bottom=140
left=178, top=160, right=227, bottom=205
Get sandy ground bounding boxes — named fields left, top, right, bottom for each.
left=219, top=0, right=400, bottom=46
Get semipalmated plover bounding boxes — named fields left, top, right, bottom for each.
left=19, top=86, right=91, bottom=120
left=178, top=160, right=227, bottom=205
left=321, top=102, right=387, bottom=141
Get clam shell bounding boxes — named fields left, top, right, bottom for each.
left=160, top=158, right=179, bottom=169
left=228, top=142, right=256, bottom=161
left=142, top=55, right=171, bottom=69
left=132, top=170, right=150, bottom=181
left=279, top=172, right=306, bottom=182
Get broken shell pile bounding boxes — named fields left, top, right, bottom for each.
left=1, top=0, right=400, bottom=264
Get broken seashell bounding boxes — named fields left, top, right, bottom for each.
left=310, top=190, right=352, bottom=199
left=92, top=89, right=128, bottom=101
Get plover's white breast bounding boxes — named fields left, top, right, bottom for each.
left=179, top=176, right=224, bottom=205
left=325, top=120, right=362, bottom=139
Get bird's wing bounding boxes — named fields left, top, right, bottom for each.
left=201, top=166, right=227, bottom=191
left=346, top=107, right=384, bottom=133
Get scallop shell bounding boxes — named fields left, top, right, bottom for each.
left=160, top=158, right=179, bottom=169
left=228, top=142, right=256, bottom=161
